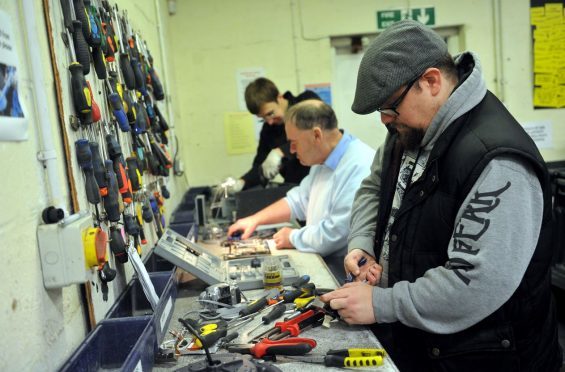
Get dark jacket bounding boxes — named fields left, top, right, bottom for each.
left=372, top=92, right=562, bottom=372
left=241, top=90, right=319, bottom=189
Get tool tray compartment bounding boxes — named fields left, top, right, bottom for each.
left=171, top=209, right=195, bottom=224
left=144, top=250, right=177, bottom=275
left=169, top=221, right=194, bottom=237
left=155, top=228, right=301, bottom=290
left=60, top=316, right=155, bottom=372
left=106, top=272, right=176, bottom=344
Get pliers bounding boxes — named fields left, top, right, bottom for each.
left=227, top=337, right=317, bottom=358
left=254, top=308, right=325, bottom=341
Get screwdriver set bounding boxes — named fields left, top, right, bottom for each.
left=155, top=228, right=300, bottom=290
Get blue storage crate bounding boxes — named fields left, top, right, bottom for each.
left=171, top=209, right=195, bottom=224
left=169, top=221, right=193, bottom=237
left=178, top=194, right=195, bottom=211
left=106, top=272, right=177, bottom=344
left=186, top=186, right=211, bottom=198
left=144, top=250, right=176, bottom=274
left=60, top=316, right=154, bottom=372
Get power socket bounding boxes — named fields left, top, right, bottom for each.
left=37, top=212, right=93, bottom=289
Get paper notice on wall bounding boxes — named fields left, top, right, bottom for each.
left=0, top=9, right=27, bottom=141
left=224, top=112, right=257, bottom=155
left=523, top=120, right=553, bottom=149
left=236, top=67, right=265, bottom=111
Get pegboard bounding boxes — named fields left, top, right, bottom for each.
left=44, top=0, right=174, bottom=327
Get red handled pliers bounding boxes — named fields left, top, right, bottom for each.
left=227, top=337, right=317, bottom=358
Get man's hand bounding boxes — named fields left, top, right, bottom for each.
left=344, top=249, right=381, bottom=285
left=272, top=227, right=295, bottom=249
left=261, top=148, right=283, bottom=180
left=227, top=216, right=259, bottom=239
left=363, top=263, right=383, bottom=286
left=320, top=282, right=376, bottom=324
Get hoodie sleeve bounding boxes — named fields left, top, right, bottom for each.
left=372, top=156, right=543, bottom=333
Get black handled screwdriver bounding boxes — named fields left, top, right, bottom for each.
left=246, top=303, right=286, bottom=337
left=102, top=159, right=121, bottom=222
left=89, top=142, right=107, bottom=197
left=75, top=139, right=100, bottom=204
left=239, top=295, right=269, bottom=317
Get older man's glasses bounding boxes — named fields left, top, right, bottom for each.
left=377, top=77, right=420, bottom=118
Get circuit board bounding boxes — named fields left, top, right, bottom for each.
left=221, top=239, right=273, bottom=260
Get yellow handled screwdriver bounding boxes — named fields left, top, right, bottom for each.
left=280, top=348, right=386, bottom=368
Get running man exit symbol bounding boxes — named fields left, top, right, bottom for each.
left=377, top=7, right=436, bottom=30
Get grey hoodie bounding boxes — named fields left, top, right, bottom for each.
left=348, top=52, right=543, bottom=333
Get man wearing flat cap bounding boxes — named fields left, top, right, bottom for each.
left=321, top=20, right=562, bottom=371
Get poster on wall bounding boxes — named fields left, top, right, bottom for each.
left=0, top=9, right=27, bottom=141
left=530, top=1, right=565, bottom=108
left=304, top=82, right=332, bottom=106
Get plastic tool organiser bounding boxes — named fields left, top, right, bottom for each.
left=154, top=228, right=301, bottom=290
left=59, top=316, right=155, bottom=372
left=60, top=272, right=177, bottom=371
left=106, top=272, right=177, bottom=344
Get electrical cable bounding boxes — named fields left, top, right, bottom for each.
left=173, top=133, right=184, bottom=177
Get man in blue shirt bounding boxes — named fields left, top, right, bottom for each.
left=228, top=100, right=375, bottom=282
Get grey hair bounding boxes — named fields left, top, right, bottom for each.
left=284, top=100, right=337, bottom=130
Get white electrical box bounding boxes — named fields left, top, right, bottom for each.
left=37, top=213, right=93, bottom=289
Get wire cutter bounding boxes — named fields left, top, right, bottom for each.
left=227, top=337, right=317, bottom=358
left=277, top=348, right=386, bottom=367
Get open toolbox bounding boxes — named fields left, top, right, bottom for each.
left=154, top=228, right=300, bottom=290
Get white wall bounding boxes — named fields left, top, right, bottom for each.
left=1, top=0, right=563, bottom=370
left=168, top=0, right=565, bottom=187
left=0, top=0, right=185, bottom=370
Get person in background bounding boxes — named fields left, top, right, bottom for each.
left=227, top=78, right=321, bottom=193
left=321, top=20, right=563, bottom=371
left=228, top=100, right=375, bottom=282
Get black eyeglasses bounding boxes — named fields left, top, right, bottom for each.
left=376, top=76, right=420, bottom=118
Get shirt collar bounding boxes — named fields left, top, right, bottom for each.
left=324, top=131, right=353, bottom=170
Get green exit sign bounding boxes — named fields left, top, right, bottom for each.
left=411, top=7, right=435, bottom=26
left=376, top=7, right=435, bottom=30
left=376, top=9, right=403, bottom=30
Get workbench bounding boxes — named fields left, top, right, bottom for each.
left=153, top=237, right=399, bottom=371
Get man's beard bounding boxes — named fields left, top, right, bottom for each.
left=387, top=122, right=425, bottom=150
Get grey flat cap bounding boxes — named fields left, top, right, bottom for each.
left=352, top=20, right=449, bottom=115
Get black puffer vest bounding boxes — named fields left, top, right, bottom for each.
left=371, top=92, right=562, bottom=372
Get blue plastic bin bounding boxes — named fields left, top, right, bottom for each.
left=178, top=194, right=196, bottom=210
left=144, top=250, right=176, bottom=274
left=171, top=209, right=195, bottom=224
left=169, top=221, right=194, bottom=237
left=106, top=272, right=177, bottom=343
left=60, top=316, right=154, bottom=372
